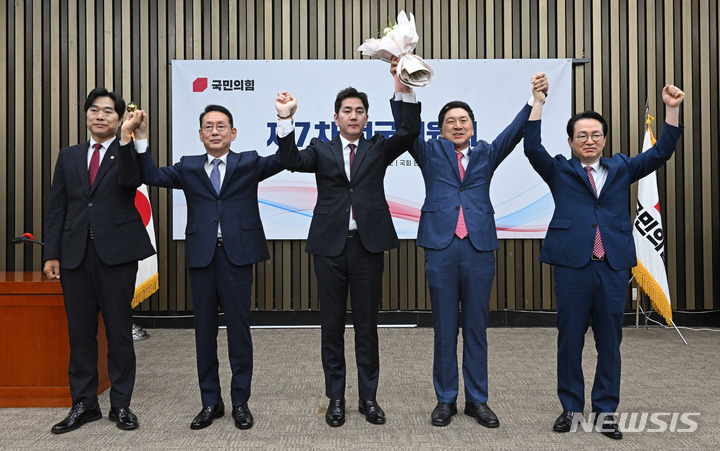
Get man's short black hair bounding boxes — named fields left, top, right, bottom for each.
left=84, top=87, right=126, bottom=117
left=566, top=110, right=608, bottom=138
left=438, top=101, right=475, bottom=125
left=334, top=87, right=369, bottom=115
left=199, top=104, right=234, bottom=128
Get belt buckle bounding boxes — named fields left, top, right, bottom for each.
left=592, top=254, right=604, bottom=261
left=347, top=230, right=358, bottom=238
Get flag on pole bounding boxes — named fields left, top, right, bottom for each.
left=132, top=184, right=158, bottom=308
left=631, top=114, right=672, bottom=325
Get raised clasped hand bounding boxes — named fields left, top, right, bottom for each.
left=530, top=71, right=549, bottom=103
left=275, top=91, right=297, bottom=118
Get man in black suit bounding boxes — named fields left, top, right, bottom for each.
left=122, top=105, right=284, bottom=431
left=275, top=80, right=421, bottom=427
left=44, top=87, right=155, bottom=434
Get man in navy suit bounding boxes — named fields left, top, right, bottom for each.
left=390, top=59, right=549, bottom=428
left=44, top=87, right=155, bottom=434
left=274, top=77, right=421, bottom=427
left=121, top=105, right=284, bottom=430
left=524, top=85, right=685, bottom=440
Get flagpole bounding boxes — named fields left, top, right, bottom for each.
left=668, top=319, right=689, bottom=346
left=634, top=100, right=649, bottom=329
left=128, top=101, right=158, bottom=342
left=632, top=102, right=688, bottom=345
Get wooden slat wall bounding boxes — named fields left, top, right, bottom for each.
left=2, top=0, right=718, bottom=315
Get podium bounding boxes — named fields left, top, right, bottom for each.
left=0, top=272, right=110, bottom=407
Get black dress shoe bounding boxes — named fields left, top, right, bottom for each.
left=597, top=414, right=623, bottom=440
left=109, top=407, right=139, bottom=430
left=325, top=398, right=345, bottom=427
left=464, top=401, right=500, bottom=428
left=431, top=401, right=457, bottom=427
left=359, top=399, right=386, bottom=425
left=553, top=410, right=575, bottom=432
left=190, top=400, right=225, bottom=430
left=51, top=402, right=102, bottom=434
left=232, top=403, right=254, bottom=430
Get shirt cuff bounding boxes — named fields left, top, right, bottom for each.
left=527, top=94, right=536, bottom=107
left=393, top=91, right=417, bottom=103
left=133, top=139, right=148, bottom=153
left=277, top=119, right=294, bottom=138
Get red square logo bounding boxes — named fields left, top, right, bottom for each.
left=193, top=77, right=208, bottom=92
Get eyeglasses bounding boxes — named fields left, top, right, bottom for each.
left=202, top=124, right=229, bottom=133
left=574, top=132, right=604, bottom=143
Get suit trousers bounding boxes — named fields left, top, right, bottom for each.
left=189, top=244, right=254, bottom=408
left=425, top=236, right=495, bottom=404
left=61, top=239, right=138, bottom=408
left=554, top=260, right=628, bottom=414
left=314, top=235, right=384, bottom=401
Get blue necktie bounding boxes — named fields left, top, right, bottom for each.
left=210, top=158, right=222, bottom=194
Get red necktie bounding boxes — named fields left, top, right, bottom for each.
left=348, top=143, right=356, bottom=175
left=584, top=166, right=605, bottom=258
left=455, top=152, right=468, bottom=239
left=89, top=143, right=101, bottom=186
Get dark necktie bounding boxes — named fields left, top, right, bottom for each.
left=348, top=143, right=356, bottom=176
left=455, top=151, right=467, bottom=239
left=89, top=143, right=101, bottom=186
left=210, top=158, right=222, bottom=194
left=584, top=166, right=605, bottom=258
left=348, top=144, right=356, bottom=219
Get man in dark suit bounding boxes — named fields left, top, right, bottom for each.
left=44, top=87, right=155, bottom=434
left=274, top=80, right=421, bottom=427
left=122, top=105, right=284, bottom=430
left=524, top=85, right=685, bottom=440
left=389, top=59, right=549, bottom=428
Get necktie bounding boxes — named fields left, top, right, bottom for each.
left=348, top=143, right=356, bottom=177
left=584, top=166, right=605, bottom=258
left=455, top=151, right=468, bottom=239
left=88, top=143, right=101, bottom=186
left=210, top=158, right=222, bottom=194
left=348, top=144, right=356, bottom=219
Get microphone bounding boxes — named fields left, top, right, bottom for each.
left=11, top=232, right=45, bottom=246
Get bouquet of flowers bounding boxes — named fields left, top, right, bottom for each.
left=357, top=10, right=434, bottom=88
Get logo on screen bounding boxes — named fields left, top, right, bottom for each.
left=193, top=77, right=208, bottom=92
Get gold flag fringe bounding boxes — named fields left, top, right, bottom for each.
left=131, top=273, right=159, bottom=309
left=631, top=261, right=672, bottom=325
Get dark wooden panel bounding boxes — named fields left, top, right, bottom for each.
left=0, top=0, right=717, bottom=318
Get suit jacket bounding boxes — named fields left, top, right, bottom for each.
left=131, top=147, right=284, bottom=268
left=44, top=140, right=155, bottom=268
left=393, top=103, right=532, bottom=251
left=279, top=99, right=421, bottom=257
left=524, top=119, right=684, bottom=270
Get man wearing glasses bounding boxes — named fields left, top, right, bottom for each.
left=121, top=104, right=284, bottom=431
left=523, top=85, right=685, bottom=440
